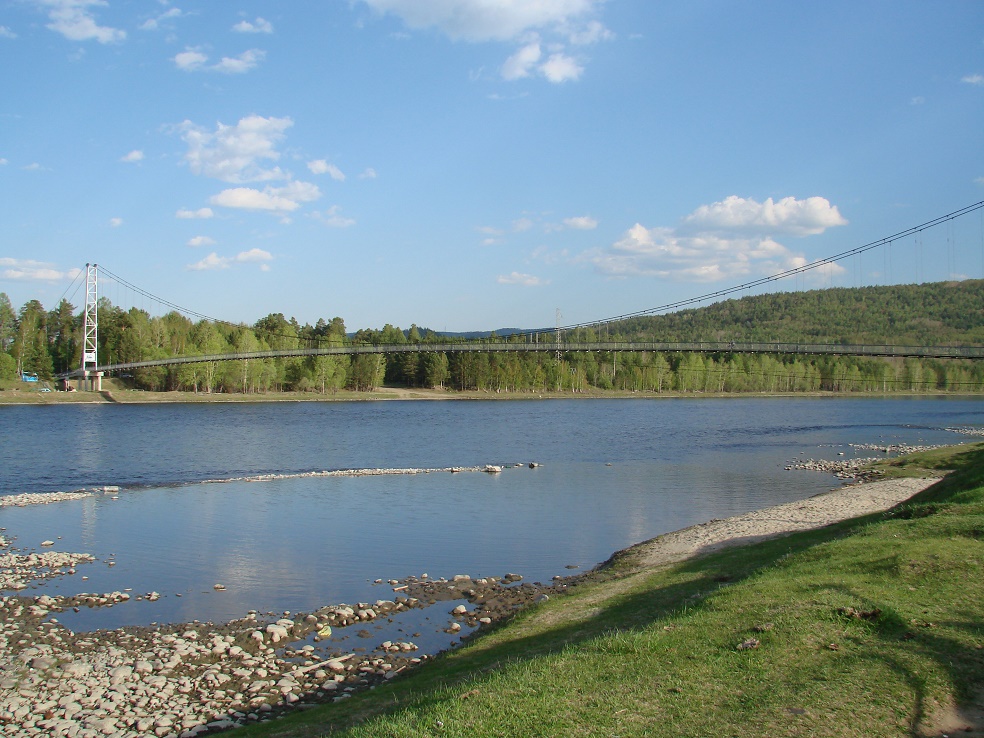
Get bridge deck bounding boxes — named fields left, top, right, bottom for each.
left=58, top=341, right=984, bottom=379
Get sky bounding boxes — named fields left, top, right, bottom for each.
left=1, top=0, right=983, bottom=332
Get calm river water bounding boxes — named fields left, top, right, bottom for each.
left=1, top=396, right=981, bottom=634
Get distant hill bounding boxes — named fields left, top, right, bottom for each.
left=599, top=280, right=984, bottom=346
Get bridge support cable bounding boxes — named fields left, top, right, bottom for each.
left=549, top=199, right=984, bottom=336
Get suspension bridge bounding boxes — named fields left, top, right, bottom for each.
left=58, top=201, right=984, bottom=390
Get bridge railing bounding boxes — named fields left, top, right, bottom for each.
left=57, top=340, right=984, bottom=379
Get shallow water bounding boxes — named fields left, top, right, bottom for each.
left=1, top=396, right=980, bottom=632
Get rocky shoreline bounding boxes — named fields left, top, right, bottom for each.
left=0, top=564, right=572, bottom=738
left=0, top=465, right=565, bottom=738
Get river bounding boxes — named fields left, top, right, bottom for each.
left=0, top=396, right=980, bottom=637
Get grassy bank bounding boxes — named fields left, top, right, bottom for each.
left=235, top=444, right=984, bottom=738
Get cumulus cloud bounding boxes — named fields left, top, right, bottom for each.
left=0, top=258, right=82, bottom=282
left=120, top=149, right=144, bottom=163
left=139, top=7, right=183, bottom=31
left=212, top=49, right=265, bottom=74
left=179, top=116, right=323, bottom=216
left=0, top=25, right=17, bottom=39
left=359, top=0, right=610, bottom=83
left=564, top=215, right=598, bottom=230
left=187, top=235, right=216, bottom=247
left=179, top=115, right=293, bottom=184
left=540, top=52, right=583, bottom=82
left=313, top=205, right=356, bottom=228
left=35, top=0, right=126, bottom=44
left=359, top=167, right=378, bottom=179
left=109, top=217, right=122, bottom=227
left=173, top=48, right=208, bottom=71
left=308, top=160, right=346, bottom=181
left=210, top=181, right=321, bottom=213
left=586, top=195, right=848, bottom=282
left=962, top=73, right=984, bottom=86
left=187, top=248, right=273, bottom=271
left=0, top=159, right=8, bottom=166
left=681, top=195, right=847, bottom=237
left=173, top=48, right=265, bottom=73
left=497, top=271, right=547, bottom=286
left=233, top=17, right=273, bottom=34
left=361, top=0, right=603, bottom=42
left=502, top=42, right=541, bottom=80
left=176, top=207, right=214, bottom=219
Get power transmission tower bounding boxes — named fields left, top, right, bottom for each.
left=81, top=263, right=101, bottom=391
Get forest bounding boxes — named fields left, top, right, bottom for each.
left=1, top=279, right=983, bottom=395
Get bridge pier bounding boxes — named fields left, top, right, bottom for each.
left=78, top=371, right=102, bottom=392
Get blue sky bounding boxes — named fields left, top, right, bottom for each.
left=1, top=1, right=983, bottom=332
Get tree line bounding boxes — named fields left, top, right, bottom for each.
left=1, top=279, right=983, bottom=395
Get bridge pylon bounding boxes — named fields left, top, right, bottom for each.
left=80, top=263, right=101, bottom=391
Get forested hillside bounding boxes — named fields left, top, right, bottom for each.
left=603, top=280, right=984, bottom=345
left=1, top=280, right=982, bottom=395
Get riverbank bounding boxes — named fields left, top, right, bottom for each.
left=0, top=382, right=973, bottom=405
left=234, top=442, right=984, bottom=738
left=1, top=446, right=974, bottom=737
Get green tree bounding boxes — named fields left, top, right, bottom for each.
left=0, top=292, right=15, bottom=354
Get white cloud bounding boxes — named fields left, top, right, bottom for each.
left=36, top=0, right=126, bottom=44
left=23, top=162, right=43, bottom=171
left=564, top=215, right=598, bottom=230
left=187, top=235, right=216, bottom=247
left=681, top=195, right=847, bottom=237
left=0, top=25, right=17, bottom=39
left=567, top=19, right=613, bottom=45
left=361, top=0, right=604, bottom=42
left=0, top=258, right=82, bottom=282
left=359, top=167, right=378, bottom=179
left=179, top=115, right=293, bottom=184
left=540, top=52, right=582, bottom=82
left=187, top=248, right=273, bottom=271
left=173, top=47, right=266, bottom=74
left=586, top=195, right=849, bottom=282
left=212, top=49, right=265, bottom=74
left=210, top=181, right=321, bottom=213
left=176, top=207, right=214, bottom=219
left=109, top=217, right=122, bottom=227
left=140, top=7, right=183, bottom=31
left=308, top=160, right=346, bottom=181
left=497, top=271, right=547, bottom=286
left=962, top=73, right=984, bottom=86
left=120, top=149, right=144, bottom=163
left=314, top=205, right=355, bottom=228
left=0, top=159, right=8, bottom=166
left=361, top=0, right=609, bottom=84
left=502, top=41, right=541, bottom=80
left=173, top=48, right=208, bottom=71
left=233, top=17, right=273, bottom=34
left=910, top=96, right=925, bottom=105
left=512, top=217, right=534, bottom=232
left=179, top=116, right=322, bottom=217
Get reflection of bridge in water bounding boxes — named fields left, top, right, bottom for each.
left=65, top=340, right=984, bottom=381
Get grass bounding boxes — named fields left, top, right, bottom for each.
left=231, top=443, right=984, bottom=738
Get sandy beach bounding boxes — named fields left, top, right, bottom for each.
left=622, top=475, right=940, bottom=569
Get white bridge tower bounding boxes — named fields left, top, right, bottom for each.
left=80, top=263, right=101, bottom=391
